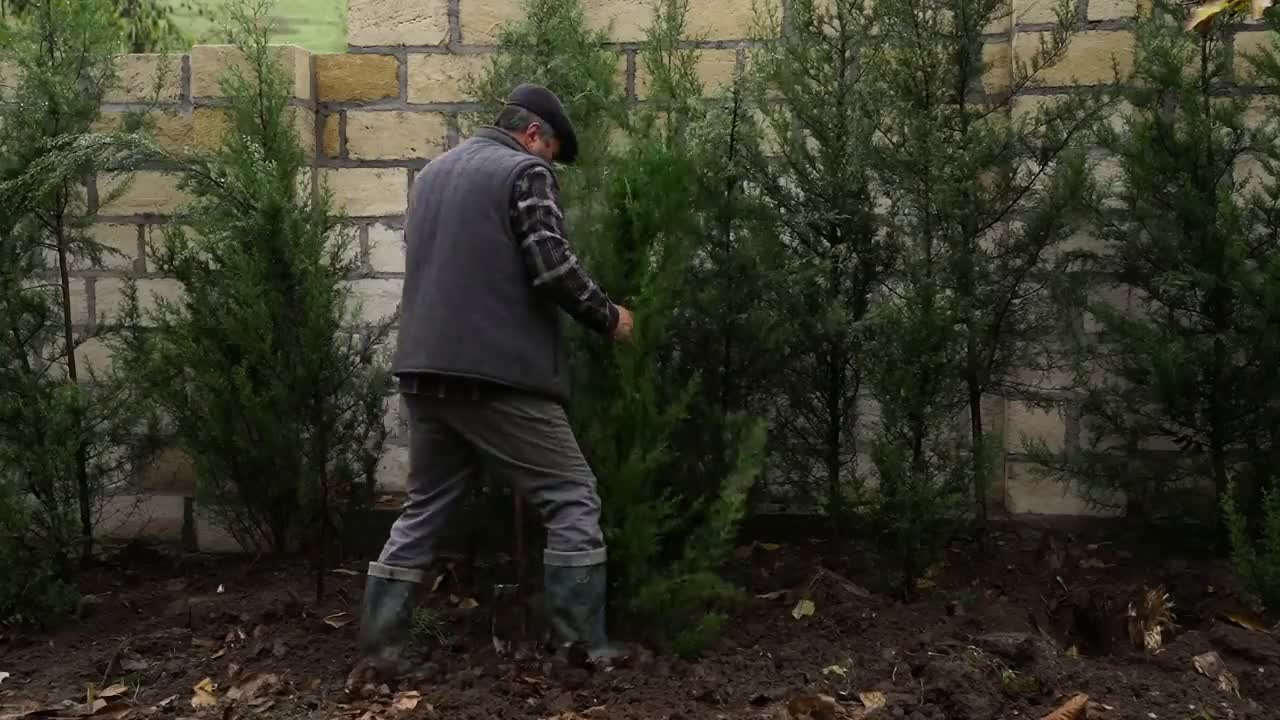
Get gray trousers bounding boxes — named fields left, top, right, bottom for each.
left=374, top=388, right=607, bottom=581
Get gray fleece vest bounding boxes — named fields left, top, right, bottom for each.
left=391, top=127, right=570, bottom=403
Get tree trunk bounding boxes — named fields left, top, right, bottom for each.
left=55, top=210, right=94, bottom=567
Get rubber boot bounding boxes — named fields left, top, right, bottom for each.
left=543, top=561, right=630, bottom=668
left=356, top=562, right=423, bottom=679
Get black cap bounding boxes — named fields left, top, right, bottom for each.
left=505, top=83, right=579, bottom=164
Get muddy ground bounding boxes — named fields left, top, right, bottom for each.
left=2, top=517, right=1278, bottom=720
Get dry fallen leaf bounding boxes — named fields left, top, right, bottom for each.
left=821, top=664, right=848, bottom=677
left=786, top=694, right=837, bottom=720
left=390, top=692, right=421, bottom=713
left=331, top=568, right=359, bottom=576
left=1080, top=558, right=1111, bottom=569
left=756, top=590, right=786, bottom=601
left=1040, top=693, right=1088, bottom=720
left=1219, top=609, right=1274, bottom=634
left=226, top=673, right=279, bottom=703
left=190, top=679, right=217, bottom=709
left=97, top=687, right=128, bottom=700
left=72, top=700, right=107, bottom=718
left=458, top=598, right=479, bottom=610
left=0, top=672, right=8, bottom=686
left=91, top=702, right=131, bottom=720
left=210, top=649, right=226, bottom=660
left=1193, top=651, right=1241, bottom=697
left=156, top=696, right=178, bottom=709
left=859, top=691, right=886, bottom=711
left=324, top=612, right=354, bottom=629
left=757, top=543, right=782, bottom=551
left=792, top=599, right=815, bottom=620
left=430, top=574, right=445, bottom=593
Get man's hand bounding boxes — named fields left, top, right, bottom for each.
left=611, top=306, right=634, bottom=342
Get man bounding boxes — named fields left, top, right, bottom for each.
left=357, top=83, right=634, bottom=676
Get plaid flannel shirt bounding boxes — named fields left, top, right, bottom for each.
left=510, top=165, right=619, bottom=335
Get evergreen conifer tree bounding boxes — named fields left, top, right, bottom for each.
left=117, top=0, right=393, bottom=579
left=0, top=0, right=158, bottom=621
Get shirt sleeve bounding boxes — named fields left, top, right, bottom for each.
left=510, top=164, right=620, bottom=335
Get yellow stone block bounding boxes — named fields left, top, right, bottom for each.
left=316, top=53, right=400, bottom=102
left=586, top=0, right=776, bottom=43
left=346, top=111, right=448, bottom=160
left=1013, top=0, right=1064, bottom=25
left=322, top=113, right=342, bottom=157
left=192, top=108, right=231, bottom=151
left=983, top=42, right=1011, bottom=94
left=348, top=0, right=451, bottom=46
left=106, top=54, right=184, bottom=104
left=322, top=168, right=408, bottom=217
left=636, top=48, right=738, bottom=98
left=1088, top=0, right=1137, bottom=21
left=1234, top=30, right=1277, bottom=84
left=407, top=53, right=490, bottom=103
left=1015, top=30, right=1134, bottom=86
left=460, top=0, right=524, bottom=45
left=98, top=171, right=190, bottom=216
left=191, top=44, right=311, bottom=100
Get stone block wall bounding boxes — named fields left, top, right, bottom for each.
left=61, top=0, right=1270, bottom=551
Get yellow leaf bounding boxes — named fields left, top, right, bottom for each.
left=859, top=691, right=887, bottom=711
left=323, top=612, right=354, bottom=629
left=98, top=685, right=129, bottom=699
left=792, top=599, right=815, bottom=619
left=191, top=678, right=217, bottom=709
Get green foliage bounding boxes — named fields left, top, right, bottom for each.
left=1224, top=478, right=1280, bottom=610
left=1031, top=1, right=1280, bottom=531
left=116, top=0, right=393, bottom=562
left=475, top=0, right=765, bottom=656
left=738, top=0, right=888, bottom=517
left=0, top=0, right=157, bottom=622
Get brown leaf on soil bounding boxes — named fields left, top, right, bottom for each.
left=1193, top=651, right=1241, bottom=697
left=1039, top=694, right=1088, bottom=720
left=786, top=694, right=838, bottom=720
left=156, top=697, right=178, bottom=709
left=389, top=692, right=420, bottom=713
left=858, top=691, right=886, bottom=711
left=190, top=679, right=217, bottom=709
left=96, top=687, right=128, bottom=701
left=1219, top=609, right=1274, bottom=634
left=323, top=612, right=354, bottom=629
left=225, top=674, right=279, bottom=703
left=457, top=597, right=479, bottom=610
left=91, top=702, right=131, bottom=720
left=71, top=700, right=107, bottom=717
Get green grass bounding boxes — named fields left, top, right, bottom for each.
left=167, top=0, right=347, bottom=53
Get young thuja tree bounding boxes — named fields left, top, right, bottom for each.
left=866, top=0, right=1101, bottom=535
left=473, top=0, right=766, bottom=655
left=116, top=0, right=392, bottom=576
left=1214, top=7, right=1280, bottom=608
left=1031, top=1, right=1280, bottom=533
left=738, top=0, right=892, bottom=518
left=584, top=0, right=767, bottom=657
left=0, top=0, right=155, bottom=608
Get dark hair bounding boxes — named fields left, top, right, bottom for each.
left=495, top=105, right=554, bottom=139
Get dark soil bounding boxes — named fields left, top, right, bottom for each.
left=2, top=517, right=1277, bottom=720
